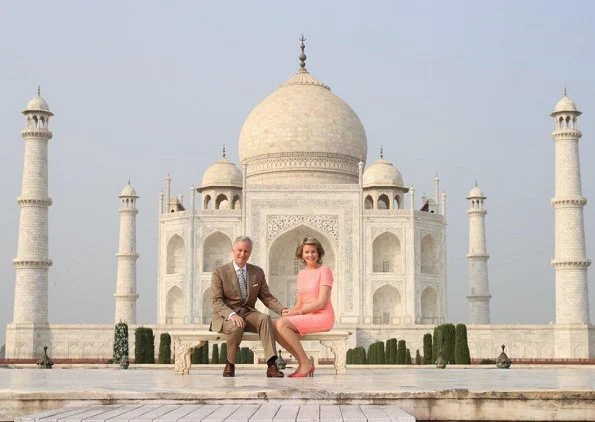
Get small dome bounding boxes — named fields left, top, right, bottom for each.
left=467, top=185, right=485, bottom=199
left=119, top=182, right=138, bottom=198
left=363, top=158, right=404, bottom=188
left=24, top=90, right=52, bottom=114
left=201, top=157, right=243, bottom=188
left=552, top=92, right=581, bottom=115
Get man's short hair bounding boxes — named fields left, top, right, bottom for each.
left=233, top=236, right=253, bottom=248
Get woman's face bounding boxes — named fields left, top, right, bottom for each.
left=302, top=244, right=319, bottom=267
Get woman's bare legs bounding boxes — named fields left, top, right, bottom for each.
left=273, top=317, right=311, bottom=373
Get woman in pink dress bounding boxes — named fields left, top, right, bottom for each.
left=274, top=237, right=334, bottom=378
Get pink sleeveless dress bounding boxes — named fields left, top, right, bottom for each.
left=286, top=265, right=335, bottom=335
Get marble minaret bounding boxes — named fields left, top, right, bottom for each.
left=114, top=182, right=139, bottom=324
left=550, top=91, right=590, bottom=324
left=466, top=183, right=491, bottom=324
left=12, top=89, right=54, bottom=327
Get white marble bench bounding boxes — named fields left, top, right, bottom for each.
left=169, top=330, right=352, bottom=375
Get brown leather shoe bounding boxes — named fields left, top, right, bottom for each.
left=223, top=362, right=235, bottom=377
left=266, top=365, right=284, bottom=378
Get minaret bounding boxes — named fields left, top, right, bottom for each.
left=114, top=181, right=139, bottom=324
left=12, top=88, right=54, bottom=326
left=466, top=183, right=491, bottom=324
left=550, top=91, right=590, bottom=324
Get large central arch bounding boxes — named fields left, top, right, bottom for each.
left=268, top=225, right=336, bottom=311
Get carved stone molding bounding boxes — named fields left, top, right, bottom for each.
left=551, top=198, right=587, bottom=207
left=13, top=259, right=52, bottom=268
left=267, top=215, right=338, bottom=241
left=246, top=152, right=360, bottom=176
left=550, top=259, right=591, bottom=268
left=17, top=197, right=52, bottom=207
left=173, top=338, right=206, bottom=375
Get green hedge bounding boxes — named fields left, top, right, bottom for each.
left=396, top=340, right=406, bottom=364
left=441, top=323, right=456, bottom=364
left=211, top=343, right=220, bottom=364
left=432, top=325, right=443, bottom=363
left=405, top=348, right=412, bottom=364
left=158, top=333, right=171, bottom=364
left=415, top=349, right=422, bottom=365
left=455, top=324, right=471, bottom=364
left=385, top=338, right=398, bottom=364
left=219, top=342, right=228, bottom=363
left=423, top=333, right=432, bottom=364
left=135, top=327, right=155, bottom=364
left=113, top=322, right=129, bottom=364
left=191, top=341, right=209, bottom=364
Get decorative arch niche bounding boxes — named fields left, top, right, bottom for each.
left=372, top=232, right=402, bottom=273
left=166, top=234, right=185, bottom=274
left=203, top=231, right=232, bottom=272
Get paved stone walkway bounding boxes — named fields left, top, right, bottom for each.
left=16, top=403, right=416, bottom=422
left=2, top=366, right=594, bottom=421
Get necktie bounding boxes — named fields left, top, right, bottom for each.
left=237, top=268, right=247, bottom=299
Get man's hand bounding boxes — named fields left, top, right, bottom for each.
left=230, top=314, right=246, bottom=328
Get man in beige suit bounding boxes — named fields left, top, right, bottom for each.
left=211, top=236, right=286, bottom=377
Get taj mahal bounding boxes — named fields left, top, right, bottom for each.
left=4, top=40, right=594, bottom=361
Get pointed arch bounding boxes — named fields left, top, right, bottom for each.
left=420, top=287, right=438, bottom=324
left=377, top=194, right=389, bottom=209
left=201, top=287, right=213, bottom=325
left=393, top=194, right=401, bottom=209
left=372, top=232, right=402, bottom=273
left=364, top=195, right=373, bottom=209
left=166, top=234, right=185, bottom=274
left=373, top=284, right=402, bottom=324
left=232, top=195, right=241, bottom=209
left=203, top=195, right=212, bottom=210
left=216, top=193, right=229, bottom=209
left=420, top=234, right=438, bottom=274
left=268, top=225, right=336, bottom=310
left=203, top=231, right=232, bottom=272
left=165, top=286, right=184, bottom=324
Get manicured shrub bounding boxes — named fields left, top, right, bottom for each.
left=455, top=324, right=471, bottom=364
left=211, top=343, right=220, bottom=364
left=113, top=322, right=129, bottom=365
left=158, top=333, right=171, bottom=364
left=192, top=341, right=209, bottom=364
left=405, top=348, right=412, bottom=364
left=239, top=347, right=250, bottom=364
left=219, top=342, right=227, bottom=363
left=441, top=323, right=456, bottom=364
left=432, top=325, right=443, bottom=363
left=354, top=346, right=367, bottom=364
left=415, top=349, right=422, bottom=365
left=423, top=333, right=432, bottom=364
left=135, top=327, right=155, bottom=364
left=396, top=340, right=406, bottom=364
left=386, top=338, right=398, bottom=364
left=346, top=348, right=354, bottom=364
left=367, top=342, right=377, bottom=364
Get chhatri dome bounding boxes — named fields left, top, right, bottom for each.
left=363, top=147, right=404, bottom=188
left=238, top=36, right=367, bottom=184
left=201, top=146, right=243, bottom=188
left=552, top=89, right=580, bottom=114
left=24, top=86, right=52, bottom=114
left=119, top=181, right=138, bottom=198
left=467, top=183, right=485, bottom=199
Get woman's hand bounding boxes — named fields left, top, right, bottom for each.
left=282, top=308, right=301, bottom=316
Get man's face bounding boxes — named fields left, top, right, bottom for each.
left=232, top=241, right=252, bottom=268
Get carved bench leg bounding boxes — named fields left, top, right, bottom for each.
left=173, top=339, right=206, bottom=375
left=320, top=339, right=347, bottom=374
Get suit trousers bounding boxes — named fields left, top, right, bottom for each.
left=222, top=309, right=276, bottom=363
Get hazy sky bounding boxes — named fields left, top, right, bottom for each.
left=1, top=1, right=594, bottom=347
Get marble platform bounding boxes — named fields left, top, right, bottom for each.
left=1, top=365, right=594, bottom=421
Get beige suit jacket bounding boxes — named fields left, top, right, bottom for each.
left=210, top=262, right=285, bottom=333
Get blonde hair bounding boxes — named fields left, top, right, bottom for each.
left=295, top=237, right=325, bottom=264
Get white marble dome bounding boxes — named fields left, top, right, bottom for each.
left=201, top=156, right=243, bottom=188
left=238, top=67, right=367, bottom=184
left=25, top=93, right=52, bottom=113
left=119, top=182, right=138, bottom=198
left=553, top=94, right=579, bottom=113
left=467, top=185, right=485, bottom=198
left=363, top=158, right=404, bottom=188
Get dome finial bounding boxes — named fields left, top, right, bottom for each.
left=222, top=144, right=226, bottom=158
left=37, top=85, right=41, bottom=96
left=299, top=34, right=307, bottom=70
left=380, top=145, right=384, bottom=159
left=564, top=86, right=568, bottom=96
left=475, top=180, right=478, bottom=187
